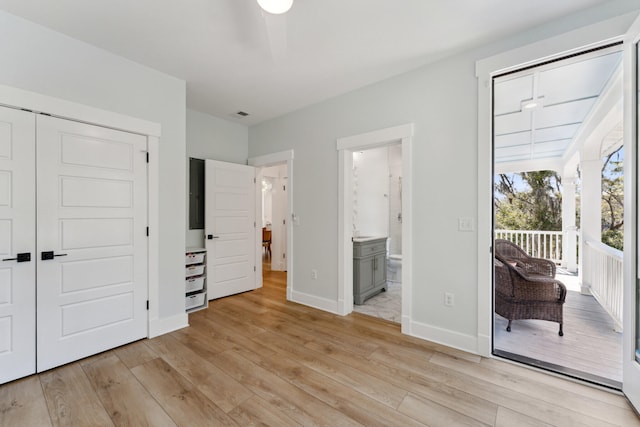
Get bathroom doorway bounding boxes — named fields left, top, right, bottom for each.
left=336, top=123, right=414, bottom=331
left=351, top=144, right=403, bottom=323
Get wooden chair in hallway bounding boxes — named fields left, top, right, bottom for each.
left=262, top=227, right=272, bottom=258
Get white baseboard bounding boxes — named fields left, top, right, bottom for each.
left=477, top=333, right=492, bottom=357
left=409, top=319, right=479, bottom=355
left=290, top=290, right=339, bottom=314
left=148, top=312, right=189, bottom=338
left=401, top=315, right=411, bottom=334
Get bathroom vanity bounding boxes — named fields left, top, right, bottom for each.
left=353, top=237, right=387, bottom=304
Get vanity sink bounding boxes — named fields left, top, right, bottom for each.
left=352, top=236, right=384, bottom=242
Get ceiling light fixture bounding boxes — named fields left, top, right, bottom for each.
left=257, top=0, right=294, bottom=14
left=520, top=97, right=544, bottom=111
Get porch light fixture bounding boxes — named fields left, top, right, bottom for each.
left=257, top=0, right=294, bottom=14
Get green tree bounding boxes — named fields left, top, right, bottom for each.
left=495, top=171, right=562, bottom=231
left=602, top=146, right=624, bottom=250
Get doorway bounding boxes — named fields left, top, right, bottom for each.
left=249, top=150, right=294, bottom=300
left=337, top=123, right=413, bottom=332
left=260, top=164, right=288, bottom=273
left=351, top=144, right=403, bottom=323
left=490, top=44, right=624, bottom=388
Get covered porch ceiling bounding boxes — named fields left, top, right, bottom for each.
left=493, top=46, right=623, bottom=174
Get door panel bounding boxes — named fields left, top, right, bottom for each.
left=206, top=160, right=256, bottom=300
left=36, top=115, right=147, bottom=372
left=0, top=107, right=35, bottom=384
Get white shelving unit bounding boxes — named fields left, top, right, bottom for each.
left=185, top=247, right=207, bottom=313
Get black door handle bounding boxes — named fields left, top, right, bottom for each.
left=2, top=252, right=31, bottom=262
left=41, top=251, right=68, bottom=260
left=207, top=235, right=219, bottom=240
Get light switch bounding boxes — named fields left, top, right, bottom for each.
left=458, top=217, right=474, bottom=232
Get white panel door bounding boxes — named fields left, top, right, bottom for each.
left=0, top=107, right=35, bottom=384
left=205, top=160, right=256, bottom=299
left=36, top=115, right=148, bottom=372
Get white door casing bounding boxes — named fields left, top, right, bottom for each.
left=36, top=115, right=148, bottom=372
left=623, top=12, right=640, bottom=412
left=205, top=160, right=256, bottom=299
left=0, top=106, right=36, bottom=383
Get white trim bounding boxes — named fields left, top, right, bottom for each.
left=622, top=13, right=640, bottom=408
left=290, top=290, right=339, bottom=314
left=249, top=149, right=294, bottom=167
left=248, top=149, right=294, bottom=300
left=148, top=313, right=189, bottom=338
left=336, top=124, right=414, bottom=335
left=476, top=13, right=637, bottom=358
left=147, top=136, right=160, bottom=328
left=337, top=123, right=413, bottom=150
left=0, top=84, right=161, bottom=137
left=400, top=135, right=413, bottom=334
left=409, top=320, right=478, bottom=355
left=0, top=84, right=162, bottom=341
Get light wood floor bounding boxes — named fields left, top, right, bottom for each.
left=2, top=268, right=640, bottom=426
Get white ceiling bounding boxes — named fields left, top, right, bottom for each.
left=0, top=0, right=615, bottom=125
left=494, top=49, right=622, bottom=165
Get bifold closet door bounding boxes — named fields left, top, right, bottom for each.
left=0, top=107, right=36, bottom=384
left=36, top=115, right=148, bottom=372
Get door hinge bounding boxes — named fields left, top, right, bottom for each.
left=146, top=300, right=149, bottom=310
left=283, top=219, right=286, bottom=225
left=146, top=152, right=149, bottom=163
left=254, top=221, right=256, bottom=228
left=146, top=226, right=149, bottom=236
left=254, top=266, right=256, bottom=272
left=254, top=177, right=256, bottom=183
left=283, top=185, right=286, bottom=191
left=283, top=253, right=285, bottom=259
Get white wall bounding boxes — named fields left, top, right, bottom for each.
left=353, top=147, right=389, bottom=238
left=186, top=108, right=248, bottom=247
left=0, top=10, right=187, bottom=324
left=248, top=1, right=640, bottom=351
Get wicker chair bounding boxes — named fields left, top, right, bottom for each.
left=495, top=239, right=556, bottom=278
left=494, top=239, right=566, bottom=336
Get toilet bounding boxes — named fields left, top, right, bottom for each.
left=387, top=254, right=402, bottom=283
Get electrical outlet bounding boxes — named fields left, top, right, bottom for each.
left=444, top=292, right=455, bottom=307
left=311, top=269, right=318, bottom=280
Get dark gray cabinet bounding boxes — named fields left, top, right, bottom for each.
left=353, top=237, right=387, bottom=304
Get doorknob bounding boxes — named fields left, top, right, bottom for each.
left=2, top=252, right=31, bottom=262
left=41, top=251, right=68, bottom=260
left=207, top=235, right=219, bottom=240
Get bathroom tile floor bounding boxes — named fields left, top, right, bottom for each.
left=353, top=281, right=401, bottom=323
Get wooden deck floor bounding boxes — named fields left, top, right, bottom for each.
left=494, top=285, right=623, bottom=384
left=1, top=268, right=638, bottom=426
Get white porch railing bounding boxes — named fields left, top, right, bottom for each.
left=495, top=230, right=563, bottom=264
left=583, top=240, right=623, bottom=332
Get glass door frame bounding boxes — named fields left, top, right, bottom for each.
left=476, top=11, right=640, bottom=408
left=622, top=14, right=640, bottom=409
